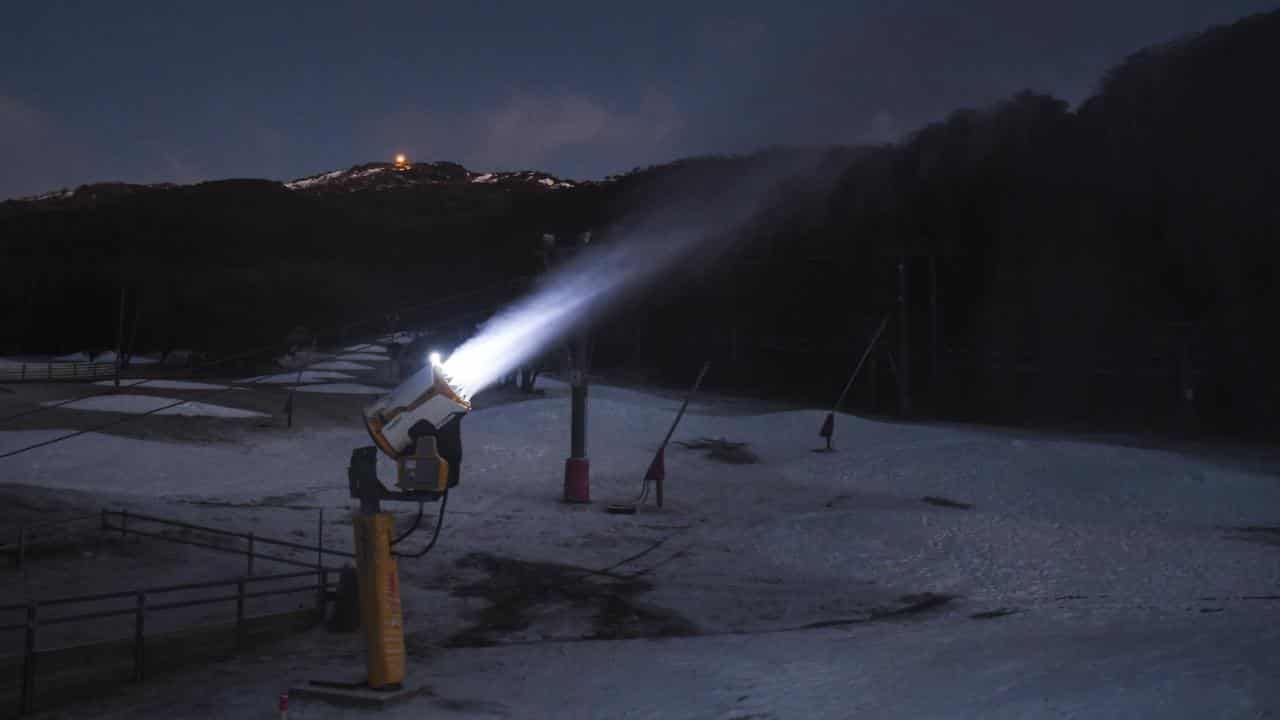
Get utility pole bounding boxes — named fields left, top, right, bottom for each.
left=929, top=255, right=940, bottom=391
left=897, top=256, right=912, bottom=417
left=115, top=288, right=126, bottom=388
left=126, top=292, right=141, bottom=371
left=566, top=331, right=590, bottom=500
left=543, top=231, right=594, bottom=503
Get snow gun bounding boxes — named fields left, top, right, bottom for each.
left=341, top=354, right=470, bottom=692
left=360, top=356, right=470, bottom=494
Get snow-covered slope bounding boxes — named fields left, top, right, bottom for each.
left=4, top=377, right=1277, bottom=718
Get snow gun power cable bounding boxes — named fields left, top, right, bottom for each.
left=390, top=491, right=449, bottom=558
left=607, top=360, right=711, bottom=514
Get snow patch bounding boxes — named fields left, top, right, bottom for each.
left=336, top=353, right=389, bottom=362
left=235, top=370, right=355, bottom=384
left=294, top=383, right=389, bottom=395
left=41, top=394, right=266, bottom=418
left=308, top=360, right=374, bottom=371
left=92, top=379, right=229, bottom=390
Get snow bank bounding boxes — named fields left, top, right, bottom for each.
left=40, top=395, right=266, bottom=418
left=274, top=350, right=335, bottom=370
left=343, top=343, right=388, bottom=353
left=307, top=361, right=373, bottom=371
left=236, top=371, right=354, bottom=384
left=294, top=383, right=388, bottom=395
left=336, top=353, right=389, bottom=362
left=376, top=332, right=418, bottom=345
left=53, top=352, right=91, bottom=362
left=93, top=379, right=229, bottom=390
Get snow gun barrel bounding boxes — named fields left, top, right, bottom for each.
left=362, top=359, right=471, bottom=460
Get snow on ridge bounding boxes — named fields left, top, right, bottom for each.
left=284, top=169, right=346, bottom=190
left=285, top=163, right=579, bottom=192
left=15, top=188, right=75, bottom=202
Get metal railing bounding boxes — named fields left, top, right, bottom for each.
left=3, top=508, right=357, bottom=574
left=0, top=514, right=102, bottom=572
left=0, top=568, right=333, bottom=716
left=0, top=508, right=358, bottom=715
left=99, top=509, right=355, bottom=574
left=0, top=362, right=118, bottom=382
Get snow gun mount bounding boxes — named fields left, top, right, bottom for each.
left=332, top=358, right=471, bottom=693
left=351, top=359, right=470, bottom=512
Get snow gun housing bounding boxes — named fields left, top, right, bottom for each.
left=355, top=361, right=470, bottom=503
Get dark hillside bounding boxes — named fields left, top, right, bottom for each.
left=3, top=10, right=1277, bottom=435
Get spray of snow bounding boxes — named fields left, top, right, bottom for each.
left=441, top=150, right=843, bottom=400
left=443, top=228, right=696, bottom=399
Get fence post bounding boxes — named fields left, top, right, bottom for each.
left=21, top=602, right=37, bottom=715
left=246, top=533, right=255, bottom=576
left=235, top=580, right=246, bottom=650
left=20, top=363, right=25, bottom=381
left=133, top=592, right=146, bottom=682
left=317, top=568, right=328, bottom=617
left=46, top=361, right=51, bottom=380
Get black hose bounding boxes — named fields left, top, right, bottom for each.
left=391, top=491, right=448, bottom=558
left=390, top=502, right=425, bottom=546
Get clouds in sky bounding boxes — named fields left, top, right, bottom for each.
left=2, top=1, right=1276, bottom=198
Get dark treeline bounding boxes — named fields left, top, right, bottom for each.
left=2, top=10, right=1276, bottom=435
left=603, top=10, right=1279, bottom=436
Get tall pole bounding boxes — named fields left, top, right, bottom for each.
left=569, top=333, right=588, bottom=460
left=897, top=256, right=912, bottom=417
left=817, top=317, right=888, bottom=452
left=115, top=288, right=126, bottom=388
left=126, top=292, right=141, bottom=371
left=561, top=232, right=593, bottom=503
left=929, top=255, right=939, bottom=390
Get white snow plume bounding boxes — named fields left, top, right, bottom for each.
left=443, top=230, right=696, bottom=398
left=443, top=149, right=839, bottom=399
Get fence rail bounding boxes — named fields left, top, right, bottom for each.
left=0, top=514, right=102, bottom=572
left=0, top=507, right=359, bottom=715
left=0, top=568, right=333, bottom=716
left=99, top=509, right=355, bottom=575
left=0, top=362, right=119, bottom=382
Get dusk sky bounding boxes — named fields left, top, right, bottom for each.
left=2, top=1, right=1274, bottom=200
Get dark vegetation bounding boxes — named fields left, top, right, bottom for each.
left=3, top=11, right=1277, bottom=436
